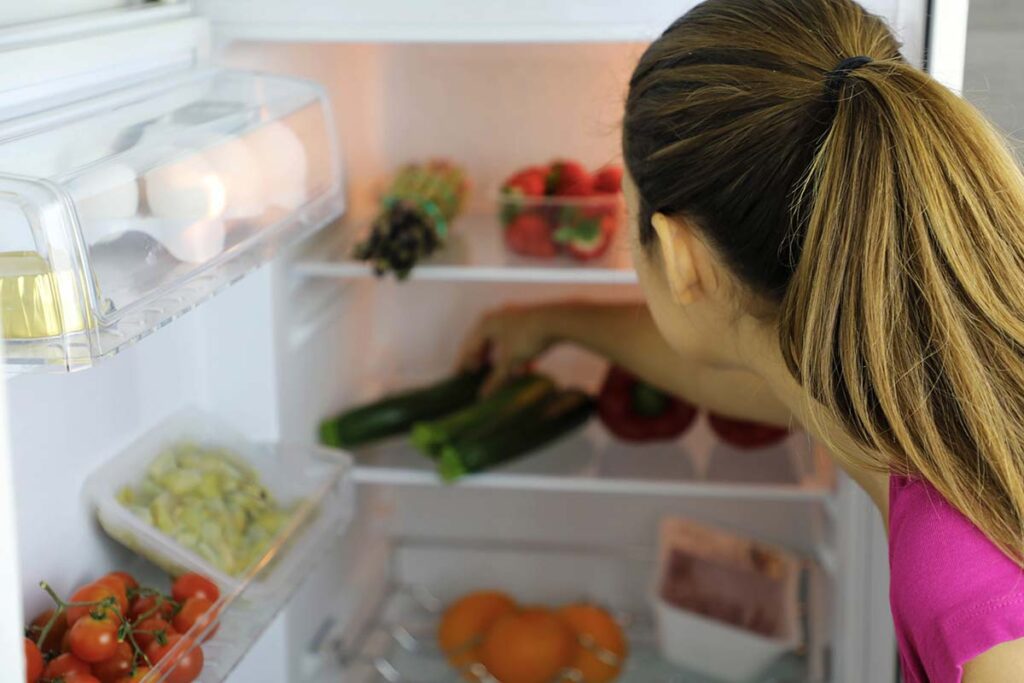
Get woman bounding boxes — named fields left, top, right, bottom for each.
left=461, top=1, right=1024, bottom=681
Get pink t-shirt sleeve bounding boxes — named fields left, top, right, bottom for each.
left=889, top=476, right=1024, bottom=683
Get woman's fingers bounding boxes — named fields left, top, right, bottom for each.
left=457, top=318, right=492, bottom=370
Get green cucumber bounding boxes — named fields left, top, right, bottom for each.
left=410, top=374, right=555, bottom=458
left=439, top=389, right=595, bottom=482
left=319, top=368, right=487, bottom=449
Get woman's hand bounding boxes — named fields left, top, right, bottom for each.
left=459, top=304, right=556, bottom=392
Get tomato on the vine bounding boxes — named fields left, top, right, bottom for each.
left=69, top=614, right=119, bottom=663
left=29, top=608, right=68, bottom=655
left=147, top=633, right=204, bottom=683
left=91, top=641, right=135, bottom=682
left=171, top=574, right=219, bottom=604
left=61, top=627, right=73, bottom=653
left=64, top=674, right=102, bottom=683
left=113, top=667, right=151, bottom=683
left=24, top=637, right=43, bottom=683
left=94, top=575, right=130, bottom=614
left=133, top=616, right=174, bottom=650
left=43, top=652, right=92, bottom=678
left=66, top=583, right=120, bottom=626
left=130, top=594, right=176, bottom=622
left=107, top=571, right=140, bottom=592
left=172, top=597, right=218, bottom=640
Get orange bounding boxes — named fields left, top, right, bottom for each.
left=479, top=607, right=578, bottom=683
left=558, top=604, right=628, bottom=683
left=439, top=591, right=518, bottom=671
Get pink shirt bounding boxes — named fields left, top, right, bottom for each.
left=889, top=475, right=1024, bottom=682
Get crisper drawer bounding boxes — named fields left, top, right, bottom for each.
left=0, top=67, right=343, bottom=372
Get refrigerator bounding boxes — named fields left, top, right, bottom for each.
left=0, top=1, right=970, bottom=682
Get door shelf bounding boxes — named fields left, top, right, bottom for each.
left=333, top=541, right=823, bottom=683
left=294, top=214, right=638, bottom=286
left=83, top=409, right=354, bottom=682
left=348, top=420, right=834, bottom=502
left=0, top=67, right=343, bottom=372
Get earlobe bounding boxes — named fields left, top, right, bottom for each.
left=651, top=212, right=700, bottom=305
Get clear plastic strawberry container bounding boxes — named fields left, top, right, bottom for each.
left=497, top=191, right=625, bottom=262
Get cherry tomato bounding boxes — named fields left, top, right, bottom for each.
left=43, top=652, right=92, bottom=678
left=171, top=574, right=219, bottom=604
left=64, top=675, right=101, bottom=683
left=24, top=637, right=43, bottom=682
left=172, top=597, right=218, bottom=640
left=91, top=641, right=135, bottom=683
left=66, top=584, right=120, bottom=626
left=132, top=616, right=174, bottom=650
left=29, top=608, right=68, bottom=655
left=61, top=627, right=73, bottom=653
left=107, top=571, right=139, bottom=592
left=129, top=594, right=175, bottom=622
left=147, top=634, right=204, bottom=683
left=113, top=667, right=151, bottom=683
left=94, top=576, right=130, bottom=615
left=69, top=614, right=119, bottom=663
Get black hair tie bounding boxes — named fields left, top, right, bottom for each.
left=824, top=55, right=872, bottom=102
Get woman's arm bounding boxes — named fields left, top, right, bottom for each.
left=461, top=301, right=794, bottom=427
left=964, top=638, right=1024, bottom=682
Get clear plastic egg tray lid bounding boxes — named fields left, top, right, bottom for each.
left=0, top=67, right=343, bottom=372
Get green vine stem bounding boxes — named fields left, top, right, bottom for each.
left=36, top=581, right=115, bottom=649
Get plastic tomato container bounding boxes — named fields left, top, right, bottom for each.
left=497, top=192, right=624, bottom=261
left=84, top=408, right=353, bottom=598
left=651, top=518, right=802, bottom=682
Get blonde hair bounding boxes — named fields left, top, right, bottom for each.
left=625, top=0, right=1024, bottom=562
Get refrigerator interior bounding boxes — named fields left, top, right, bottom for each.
left=4, top=9, right=935, bottom=680
left=239, top=41, right=844, bottom=682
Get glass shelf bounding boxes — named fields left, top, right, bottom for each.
left=0, top=67, right=343, bottom=372
left=333, top=542, right=824, bottom=683
left=84, top=408, right=354, bottom=682
left=294, top=214, right=639, bottom=286
left=347, top=418, right=834, bottom=502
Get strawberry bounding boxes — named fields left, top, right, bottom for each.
left=501, top=166, right=548, bottom=197
left=593, top=165, right=624, bottom=194
left=553, top=210, right=617, bottom=261
left=547, top=160, right=593, bottom=197
left=505, top=212, right=557, bottom=258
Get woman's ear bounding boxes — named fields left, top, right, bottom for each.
left=651, top=212, right=703, bottom=305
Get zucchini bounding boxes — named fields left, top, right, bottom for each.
left=410, top=374, right=555, bottom=458
left=319, top=368, right=487, bottom=448
left=438, top=389, right=595, bottom=482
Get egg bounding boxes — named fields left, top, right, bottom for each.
left=243, top=122, right=308, bottom=211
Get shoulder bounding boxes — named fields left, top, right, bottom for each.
left=889, top=476, right=1024, bottom=682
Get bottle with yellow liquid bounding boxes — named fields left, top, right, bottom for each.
left=0, top=251, right=92, bottom=339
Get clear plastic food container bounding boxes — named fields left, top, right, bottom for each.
left=497, top=192, right=624, bottom=262
left=0, top=68, right=343, bottom=372
left=84, top=409, right=353, bottom=598
left=651, top=518, right=802, bottom=682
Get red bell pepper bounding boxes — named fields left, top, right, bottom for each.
left=708, top=412, right=789, bottom=449
left=597, top=365, right=697, bottom=442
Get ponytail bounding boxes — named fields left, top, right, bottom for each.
left=625, top=0, right=1024, bottom=562
left=783, top=58, right=1024, bottom=561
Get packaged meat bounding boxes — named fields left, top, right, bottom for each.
left=651, top=517, right=801, bottom=682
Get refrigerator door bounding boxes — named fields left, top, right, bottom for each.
left=0, top=350, right=22, bottom=682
